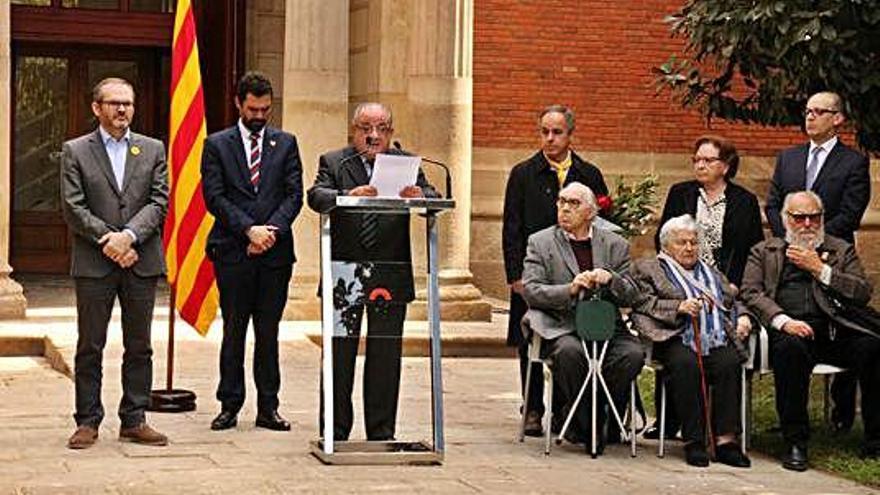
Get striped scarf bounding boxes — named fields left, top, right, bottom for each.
left=658, top=253, right=731, bottom=355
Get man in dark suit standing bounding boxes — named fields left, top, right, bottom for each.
left=62, top=77, right=169, bottom=449
left=765, top=91, right=871, bottom=432
left=307, top=102, right=438, bottom=441
left=202, top=72, right=303, bottom=432
left=502, top=105, right=609, bottom=436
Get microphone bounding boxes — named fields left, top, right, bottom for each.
left=340, top=137, right=379, bottom=164
left=393, top=141, right=452, bottom=199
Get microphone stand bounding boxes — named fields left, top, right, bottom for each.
left=393, top=141, right=453, bottom=199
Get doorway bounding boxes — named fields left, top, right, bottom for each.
left=10, top=45, right=170, bottom=273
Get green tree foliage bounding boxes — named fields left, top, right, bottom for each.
left=655, top=1, right=880, bottom=152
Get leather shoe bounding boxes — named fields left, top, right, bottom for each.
left=210, top=410, right=238, bottom=431
left=523, top=411, right=543, bottom=437
left=782, top=444, right=808, bottom=472
left=67, top=425, right=98, bottom=450
left=643, top=423, right=681, bottom=441
left=119, top=423, right=168, bottom=446
left=684, top=441, right=710, bottom=467
left=255, top=411, right=291, bottom=431
left=714, top=442, right=751, bottom=468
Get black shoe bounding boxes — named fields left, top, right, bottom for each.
left=714, top=442, right=751, bottom=468
left=782, top=445, right=808, bottom=472
left=860, top=443, right=880, bottom=460
left=832, top=420, right=853, bottom=435
left=643, top=424, right=680, bottom=441
left=684, top=442, right=710, bottom=467
left=211, top=410, right=238, bottom=431
left=523, top=411, right=544, bottom=437
left=255, top=411, right=291, bottom=431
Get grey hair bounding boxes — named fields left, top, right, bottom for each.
left=352, top=102, right=393, bottom=127
left=782, top=190, right=824, bottom=216
left=658, top=214, right=698, bottom=249
left=539, top=104, right=575, bottom=133
left=559, top=182, right=598, bottom=219
left=810, top=91, right=844, bottom=116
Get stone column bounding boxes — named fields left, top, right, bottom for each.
left=0, top=0, right=26, bottom=319
left=406, top=0, right=489, bottom=320
left=280, top=0, right=349, bottom=319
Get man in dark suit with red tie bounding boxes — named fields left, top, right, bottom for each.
left=765, top=91, right=871, bottom=433
left=201, top=71, right=303, bottom=432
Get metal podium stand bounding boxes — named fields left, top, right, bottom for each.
left=310, top=196, right=455, bottom=465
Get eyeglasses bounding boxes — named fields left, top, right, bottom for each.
left=99, top=100, right=134, bottom=109
left=556, top=196, right=582, bottom=209
left=691, top=155, right=722, bottom=165
left=786, top=211, right=823, bottom=224
left=804, top=107, right=838, bottom=118
left=354, top=123, right=392, bottom=134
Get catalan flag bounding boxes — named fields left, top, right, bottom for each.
left=162, top=0, right=217, bottom=335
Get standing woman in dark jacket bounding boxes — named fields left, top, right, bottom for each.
left=644, top=134, right=764, bottom=440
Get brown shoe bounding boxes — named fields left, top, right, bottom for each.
left=119, top=423, right=168, bottom=446
left=524, top=411, right=544, bottom=437
left=67, top=425, right=98, bottom=449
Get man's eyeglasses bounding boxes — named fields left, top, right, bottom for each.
left=99, top=100, right=134, bottom=109
left=804, top=107, right=838, bottom=118
left=786, top=211, right=823, bottom=224
left=355, top=123, right=391, bottom=134
left=556, top=196, right=582, bottom=209
left=691, top=155, right=722, bottom=165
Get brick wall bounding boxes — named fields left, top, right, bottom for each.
left=473, top=0, right=806, bottom=156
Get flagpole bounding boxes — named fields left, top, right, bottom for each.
left=147, top=279, right=197, bottom=413
left=166, top=285, right=176, bottom=391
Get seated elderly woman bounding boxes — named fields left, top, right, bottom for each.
left=629, top=214, right=752, bottom=468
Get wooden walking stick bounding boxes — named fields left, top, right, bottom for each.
left=690, top=313, right=715, bottom=458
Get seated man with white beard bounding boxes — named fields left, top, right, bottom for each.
left=741, top=191, right=880, bottom=471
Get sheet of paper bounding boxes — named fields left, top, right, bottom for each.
left=370, top=153, right=420, bottom=197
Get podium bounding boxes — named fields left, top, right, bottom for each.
left=310, top=196, right=455, bottom=465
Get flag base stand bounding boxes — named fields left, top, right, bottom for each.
left=148, top=388, right=197, bottom=413
left=310, top=440, right=442, bottom=465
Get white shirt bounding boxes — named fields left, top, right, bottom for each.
left=807, top=135, right=838, bottom=184
left=237, top=119, right=264, bottom=164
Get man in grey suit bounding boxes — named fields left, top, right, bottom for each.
left=521, top=182, right=644, bottom=450
left=61, top=77, right=169, bottom=449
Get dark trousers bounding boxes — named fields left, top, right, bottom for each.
left=654, top=340, right=742, bottom=444
left=510, top=292, right=544, bottom=416
left=769, top=327, right=880, bottom=448
left=73, top=270, right=158, bottom=428
left=321, top=303, right=407, bottom=441
left=215, top=260, right=292, bottom=414
left=831, top=371, right=858, bottom=428
left=542, top=332, right=644, bottom=440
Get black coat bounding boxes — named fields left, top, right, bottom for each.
left=502, top=150, right=608, bottom=345
left=201, top=126, right=304, bottom=267
left=765, top=140, right=870, bottom=243
left=307, top=146, right=438, bottom=302
left=654, top=180, right=763, bottom=286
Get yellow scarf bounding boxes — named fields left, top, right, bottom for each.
left=547, top=153, right=572, bottom=188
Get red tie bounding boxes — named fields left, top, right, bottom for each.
left=249, top=132, right=261, bottom=188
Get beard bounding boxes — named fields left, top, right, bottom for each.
left=243, top=117, right=267, bottom=132
left=785, top=225, right=825, bottom=249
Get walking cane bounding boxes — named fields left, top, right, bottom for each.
left=690, top=313, right=715, bottom=458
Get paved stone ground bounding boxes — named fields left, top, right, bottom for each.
left=0, top=279, right=875, bottom=494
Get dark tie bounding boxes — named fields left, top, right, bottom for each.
left=359, top=162, right=378, bottom=250
left=249, top=132, right=261, bottom=190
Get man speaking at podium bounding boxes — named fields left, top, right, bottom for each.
left=308, top=102, right=438, bottom=441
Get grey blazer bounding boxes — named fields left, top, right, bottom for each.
left=521, top=225, right=637, bottom=341
left=61, top=129, right=169, bottom=278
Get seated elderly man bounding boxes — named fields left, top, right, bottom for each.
left=521, top=182, right=644, bottom=452
left=629, top=215, right=752, bottom=468
left=741, top=191, right=880, bottom=471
